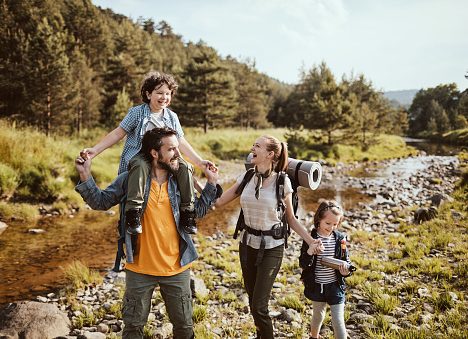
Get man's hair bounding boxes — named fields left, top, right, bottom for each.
left=140, top=127, right=178, bottom=162
left=140, top=71, right=178, bottom=104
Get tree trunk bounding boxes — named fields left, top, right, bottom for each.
left=46, top=81, right=51, bottom=137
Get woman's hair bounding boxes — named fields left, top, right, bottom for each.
left=140, top=71, right=178, bottom=104
left=313, top=200, right=344, bottom=229
left=261, top=135, right=288, bottom=172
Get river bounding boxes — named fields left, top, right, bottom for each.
left=0, top=140, right=462, bottom=306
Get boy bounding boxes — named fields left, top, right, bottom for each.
left=81, top=71, right=213, bottom=234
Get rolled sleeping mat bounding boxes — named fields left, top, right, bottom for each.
left=244, top=154, right=322, bottom=190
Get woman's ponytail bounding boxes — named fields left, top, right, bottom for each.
left=275, top=142, right=288, bottom=172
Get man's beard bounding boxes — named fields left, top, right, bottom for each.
left=157, top=152, right=179, bottom=173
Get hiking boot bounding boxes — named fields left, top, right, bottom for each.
left=126, top=209, right=142, bottom=234
left=180, top=209, right=197, bottom=234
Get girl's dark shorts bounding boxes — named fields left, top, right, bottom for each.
left=305, top=281, right=345, bottom=305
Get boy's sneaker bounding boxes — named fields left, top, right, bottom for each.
left=180, top=210, right=197, bottom=234
left=126, top=209, right=142, bottom=234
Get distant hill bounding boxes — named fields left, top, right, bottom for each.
left=384, top=89, right=419, bottom=108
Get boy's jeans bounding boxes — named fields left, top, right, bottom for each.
left=125, top=154, right=195, bottom=213
left=122, top=269, right=194, bottom=339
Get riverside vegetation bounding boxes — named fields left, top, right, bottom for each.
left=0, top=120, right=467, bottom=338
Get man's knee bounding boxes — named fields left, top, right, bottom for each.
left=166, top=293, right=193, bottom=338
left=122, top=295, right=148, bottom=329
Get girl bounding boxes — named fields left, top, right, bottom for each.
left=299, top=200, right=353, bottom=339
left=215, top=135, right=322, bottom=339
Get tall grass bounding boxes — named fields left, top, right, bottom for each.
left=62, top=260, right=103, bottom=290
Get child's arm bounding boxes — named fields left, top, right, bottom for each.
left=82, top=126, right=127, bottom=159
left=178, top=137, right=214, bottom=168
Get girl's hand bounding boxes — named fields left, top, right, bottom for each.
left=339, top=263, right=350, bottom=276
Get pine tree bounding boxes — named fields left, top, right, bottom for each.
left=177, top=43, right=237, bottom=132
left=228, top=58, right=269, bottom=129
left=27, top=16, right=73, bottom=135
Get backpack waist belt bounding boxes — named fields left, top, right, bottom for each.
left=244, top=224, right=279, bottom=237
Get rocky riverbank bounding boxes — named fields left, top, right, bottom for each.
left=1, top=154, right=465, bottom=338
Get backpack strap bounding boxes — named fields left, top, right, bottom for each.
left=276, top=172, right=291, bottom=248
left=235, top=168, right=255, bottom=195
left=233, top=168, right=256, bottom=239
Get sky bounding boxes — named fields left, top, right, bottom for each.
left=92, top=0, right=468, bottom=92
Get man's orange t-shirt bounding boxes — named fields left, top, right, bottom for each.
left=125, top=180, right=190, bottom=276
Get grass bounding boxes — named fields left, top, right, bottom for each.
left=278, top=295, right=305, bottom=312
left=61, top=260, right=103, bottom=290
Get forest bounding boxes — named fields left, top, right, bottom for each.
left=1, top=0, right=467, bottom=145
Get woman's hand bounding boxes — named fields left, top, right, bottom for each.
left=306, top=239, right=324, bottom=255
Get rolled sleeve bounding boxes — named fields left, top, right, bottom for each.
left=75, top=174, right=127, bottom=210
left=194, top=182, right=217, bottom=218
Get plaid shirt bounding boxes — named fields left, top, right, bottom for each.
left=118, top=103, right=184, bottom=174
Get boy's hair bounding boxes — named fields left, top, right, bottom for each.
left=261, top=135, right=288, bottom=173
left=313, top=200, right=344, bottom=229
left=140, top=127, right=178, bottom=162
left=140, top=71, right=178, bottom=104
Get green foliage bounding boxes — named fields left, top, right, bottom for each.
left=409, top=83, right=462, bottom=136
left=192, top=305, right=208, bottom=323
left=62, top=260, right=103, bottom=290
left=278, top=295, right=305, bottom=312
left=0, top=201, right=39, bottom=221
left=0, top=163, right=18, bottom=197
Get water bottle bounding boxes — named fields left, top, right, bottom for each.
left=320, top=257, right=356, bottom=272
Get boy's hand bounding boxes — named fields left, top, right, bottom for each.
left=80, top=147, right=98, bottom=160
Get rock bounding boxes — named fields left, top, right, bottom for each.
left=79, top=331, right=106, bottom=339
left=280, top=309, right=301, bottom=323
left=96, top=323, right=109, bottom=333
left=413, top=207, right=438, bottom=224
left=27, top=228, right=46, bottom=234
left=0, top=221, right=8, bottom=235
left=0, top=328, right=19, bottom=339
left=430, top=193, right=453, bottom=207
left=0, top=301, right=70, bottom=338
left=191, top=277, right=209, bottom=299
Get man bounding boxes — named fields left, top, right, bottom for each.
left=75, top=127, right=219, bottom=339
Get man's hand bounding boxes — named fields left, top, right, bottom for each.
left=203, top=164, right=219, bottom=185
left=307, top=239, right=324, bottom=256
left=75, top=154, right=92, bottom=182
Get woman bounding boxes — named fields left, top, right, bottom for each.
left=216, top=135, right=322, bottom=339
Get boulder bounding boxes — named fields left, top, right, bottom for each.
left=0, top=301, right=70, bottom=338
left=413, top=207, right=438, bottom=224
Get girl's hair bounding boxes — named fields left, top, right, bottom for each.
left=313, top=200, right=344, bottom=229
left=261, top=135, right=288, bottom=172
left=140, top=71, right=178, bottom=103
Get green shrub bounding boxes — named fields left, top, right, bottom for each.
left=62, top=260, right=103, bottom=290
left=192, top=305, right=208, bottom=323
left=0, top=201, right=39, bottom=221
left=0, top=163, right=18, bottom=197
